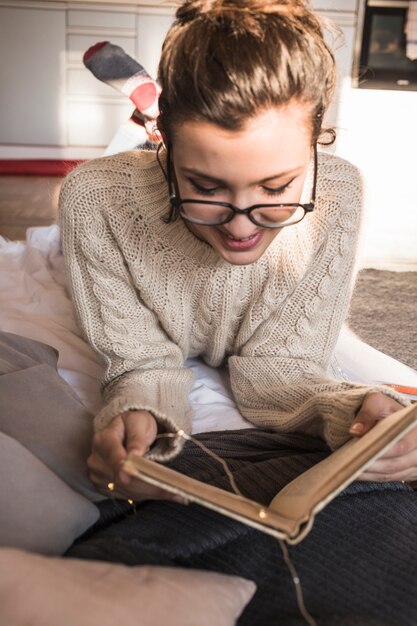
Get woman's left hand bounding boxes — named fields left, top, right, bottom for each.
left=349, top=391, right=417, bottom=483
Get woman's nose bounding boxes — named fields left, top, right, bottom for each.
left=222, top=212, right=258, bottom=239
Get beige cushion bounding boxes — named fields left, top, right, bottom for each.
left=0, top=548, right=256, bottom=626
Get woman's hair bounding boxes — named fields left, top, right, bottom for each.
left=157, top=0, right=337, bottom=146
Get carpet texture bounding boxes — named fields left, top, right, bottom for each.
left=348, top=269, right=417, bottom=371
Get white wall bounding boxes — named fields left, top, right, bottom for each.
left=334, top=83, right=417, bottom=270
left=313, top=0, right=417, bottom=270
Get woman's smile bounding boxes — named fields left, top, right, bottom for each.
left=216, top=229, right=264, bottom=251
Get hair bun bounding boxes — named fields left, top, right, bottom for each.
left=160, top=0, right=336, bottom=146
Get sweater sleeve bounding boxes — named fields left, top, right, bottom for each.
left=59, top=161, right=194, bottom=461
left=228, top=160, right=409, bottom=449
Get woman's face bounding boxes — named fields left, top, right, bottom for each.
left=171, top=104, right=313, bottom=265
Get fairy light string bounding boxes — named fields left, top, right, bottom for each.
left=163, top=430, right=317, bottom=625
left=109, top=429, right=317, bottom=626
left=278, top=539, right=317, bottom=626
left=107, top=480, right=137, bottom=515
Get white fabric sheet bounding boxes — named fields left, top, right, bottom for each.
left=1, top=225, right=416, bottom=434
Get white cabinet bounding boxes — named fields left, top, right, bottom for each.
left=0, top=0, right=354, bottom=155
left=65, top=6, right=137, bottom=147
left=0, top=0, right=174, bottom=155
left=65, top=5, right=173, bottom=148
left=136, top=9, right=173, bottom=79
left=0, top=4, right=66, bottom=145
left=313, top=0, right=357, bottom=11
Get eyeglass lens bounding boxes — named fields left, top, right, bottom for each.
left=178, top=202, right=306, bottom=227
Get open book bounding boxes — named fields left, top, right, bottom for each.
left=123, top=403, right=417, bottom=545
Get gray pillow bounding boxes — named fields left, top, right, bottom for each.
left=0, top=433, right=99, bottom=555
left=0, top=331, right=101, bottom=554
left=0, top=331, right=101, bottom=501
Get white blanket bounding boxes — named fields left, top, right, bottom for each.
left=1, top=225, right=416, bottom=432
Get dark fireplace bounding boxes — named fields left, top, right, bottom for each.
left=353, top=0, right=417, bottom=90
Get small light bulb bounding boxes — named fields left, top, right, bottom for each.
left=107, top=482, right=115, bottom=491
left=259, top=508, right=267, bottom=519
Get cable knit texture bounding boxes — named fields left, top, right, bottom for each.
left=59, top=149, right=408, bottom=461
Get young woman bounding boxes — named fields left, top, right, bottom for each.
left=60, top=0, right=415, bottom=505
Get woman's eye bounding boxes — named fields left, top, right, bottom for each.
left=262, top=178, right=294, bottom=198
left=189, top=180, right=221, bottom=197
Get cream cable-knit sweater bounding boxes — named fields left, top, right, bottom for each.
left=59, top=149, right=407, bottom=461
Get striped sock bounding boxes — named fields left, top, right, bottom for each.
left=83, top=41, right=161, bottom=141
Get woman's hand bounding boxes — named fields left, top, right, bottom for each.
left=87, top=410, right=186, bottom=503
left=349, top=391, right=417, bottom=483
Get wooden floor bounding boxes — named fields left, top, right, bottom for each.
left=0, top=175, right=62, bottom=240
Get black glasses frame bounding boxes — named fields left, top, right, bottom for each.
left=166, top=144, right=318, bottom=229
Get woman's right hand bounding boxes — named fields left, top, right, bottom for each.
left=87, top=410, right=186, bottom=503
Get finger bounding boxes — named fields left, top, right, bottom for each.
left=87, top=452, right=115, bottom=487
left=90, top=474, right=117, bottom=495
left=116, top=412, right=158, bottom=485
left=91, top=436, right=129, bottom=490
left=357, top=470, right=414, bottom=483
left=93, top=417, right=127, bottom=469
left=363, top=449, right=417, bottom=475
left=357, top=446, right=417, bottom=483
left=123, top=411, right=158, bottom=456
left=349, top=392, right=402, bottom=437
left=356, top=421, right=417, bottom=483
left=373, top=440, right=409, bottom=460
left=87, top=450, right=110, bottom=474
left=96, top=481, right=129, bottom=500
left=349, top=396, right=379, bottom=436
left=377, top=425, right=417, bottom=459
left=87, top=451, right=120, bottom=494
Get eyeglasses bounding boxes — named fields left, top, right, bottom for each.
left=167, top=144, right=317, bottom=229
